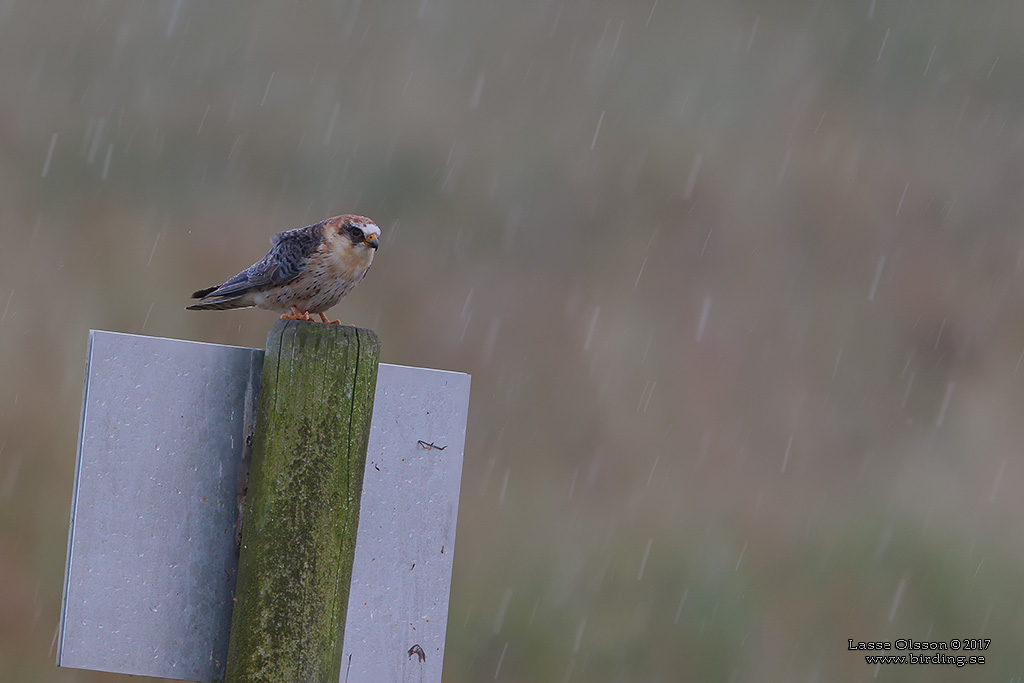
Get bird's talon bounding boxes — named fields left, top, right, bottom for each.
left=281, top=306, right=313, bottom=321
left=318, top=312, right=342, bottom=324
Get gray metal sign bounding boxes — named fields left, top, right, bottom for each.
left=59, top=330, right=470, bottom=682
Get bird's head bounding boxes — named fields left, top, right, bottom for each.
left=326, top=214, right=381, bottom=254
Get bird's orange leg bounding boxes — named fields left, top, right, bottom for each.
left=318, top=312, right=341, bottom=325
left=280, top=306, right=312, bottom=321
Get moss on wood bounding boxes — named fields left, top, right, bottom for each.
left=225, top=320, right=380, bottom=682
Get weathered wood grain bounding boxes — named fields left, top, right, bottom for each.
left=225, top=320, right=380, bottom=682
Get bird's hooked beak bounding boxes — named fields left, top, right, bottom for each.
left=364, top=234, right=379, bottom=250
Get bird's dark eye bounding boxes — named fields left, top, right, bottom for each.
left=349, top=226, right=364, bottom=240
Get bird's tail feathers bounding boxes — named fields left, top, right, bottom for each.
left=186, top=295, right=253, bottom=311
left=191, top=285, right=220, bottom=299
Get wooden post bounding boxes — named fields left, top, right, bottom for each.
left=225, top=320, right=380, bottom=682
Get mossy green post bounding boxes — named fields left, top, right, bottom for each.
left=224, top=320, right=380, bottom=682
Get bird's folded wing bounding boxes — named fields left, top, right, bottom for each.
left=196, top=226, right=324, bottom=300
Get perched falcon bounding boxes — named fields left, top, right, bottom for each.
left=187, top=214, right=380, bottom=324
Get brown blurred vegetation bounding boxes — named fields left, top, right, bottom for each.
left=2, top=1, right=1024, bottom=681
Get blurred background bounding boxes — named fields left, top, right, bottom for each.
left=2, top=1, right=1024, bottom=681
